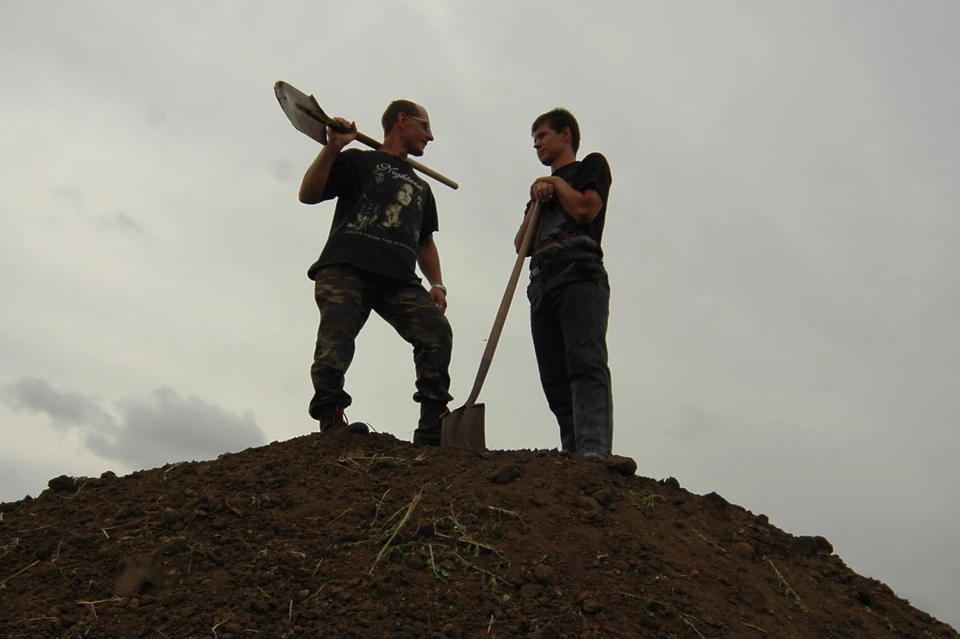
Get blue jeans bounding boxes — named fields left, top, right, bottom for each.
left=527, top=257, right=613, bottom=457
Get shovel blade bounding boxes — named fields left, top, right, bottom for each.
left=441, top=403, right=486, bottom=450
left=275, top=81, right=330, bottom=145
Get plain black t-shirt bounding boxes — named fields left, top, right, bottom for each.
left=530, top=152, right=612, bottom=263
left=307, top=149, right=439, bottom=281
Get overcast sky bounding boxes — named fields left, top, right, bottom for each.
left=1, top=0, right=958, bottom=628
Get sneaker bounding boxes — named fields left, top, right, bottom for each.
left=413, top=402, right=449, bottom=446
left=319, top=406, right=370, bottom=435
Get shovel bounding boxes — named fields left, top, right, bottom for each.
left=441, top=202, right=542, bottom=449
left=274, top=80, right=459, bottom=190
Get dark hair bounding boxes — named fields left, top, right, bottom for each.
left=531, top=108, right=580, bottom=153
left=382, top=99, right=420, bottom=135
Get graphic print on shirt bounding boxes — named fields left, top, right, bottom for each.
left=344, top=163, right=425, bottom=254
left=382, top=182, right=415, bottom=229
left=536, top=201, right=584, bottom=252
left=345, top=169, right=387, bottom=232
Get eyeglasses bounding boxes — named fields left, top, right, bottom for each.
left=405, top=114, right=432, bottom=134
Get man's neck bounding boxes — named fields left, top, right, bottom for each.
left=551, top=150, right=578, bottom=172
left=378, top=137, right=408, bottom=160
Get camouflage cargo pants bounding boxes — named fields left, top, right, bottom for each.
left=308, top=265, right=453, bottom=419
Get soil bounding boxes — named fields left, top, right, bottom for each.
left=1, top=431, right=957, bottom=639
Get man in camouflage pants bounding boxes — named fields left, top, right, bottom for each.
left=298, top=100, right=453, bottom=445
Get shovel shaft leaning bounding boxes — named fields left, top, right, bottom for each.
left=463, top=202, right=542, bottom=406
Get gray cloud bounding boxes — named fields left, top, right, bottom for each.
left=2, top=378, right=265, bottom=470
left=2, top=377, right=110, bottom=431
left=98, top=212, right=152, bottom=236
left=46, top=185, right=85, bottom=209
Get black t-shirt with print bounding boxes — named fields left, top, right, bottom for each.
left=307, top=149, right=439, bottom=281
left=530, top=152, right=612, bottom=264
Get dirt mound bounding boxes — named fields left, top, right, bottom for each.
left=1, top=432, right=956, bottom=639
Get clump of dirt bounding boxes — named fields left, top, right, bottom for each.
left=1, top=432, right=956, bottom=638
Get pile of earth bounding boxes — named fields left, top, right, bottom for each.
left=1, top=431, right=957, bottom=639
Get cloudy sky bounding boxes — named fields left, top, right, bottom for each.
left=2, top=0, right=958, bottom=627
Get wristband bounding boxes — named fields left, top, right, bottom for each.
left=431, top=284, right=447, bottom=294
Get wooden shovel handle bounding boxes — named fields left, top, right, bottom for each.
left=463, top=201, right=542, bottom=407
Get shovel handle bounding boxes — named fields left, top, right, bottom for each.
left=463, top=201, right=542, bottom=406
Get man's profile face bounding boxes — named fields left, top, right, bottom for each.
left=403, top=106, right=434, bottom=157
left=532, top=123, right=569, bottom=166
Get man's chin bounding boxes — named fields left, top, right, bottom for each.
left=409, top=147, right=425, bottom=157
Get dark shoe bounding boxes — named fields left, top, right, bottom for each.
left=580, top=450, right=608, bottom=461
left=413, top=402, right=449, bottom=446
left=319, top=405, right=370, bottom=435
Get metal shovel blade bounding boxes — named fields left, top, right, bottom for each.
left=441, top=403, right=486, bottom=450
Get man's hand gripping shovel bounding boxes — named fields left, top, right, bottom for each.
left=273, top=80, right=458, bottom=190
left=441, top=202, right=542, bottom=449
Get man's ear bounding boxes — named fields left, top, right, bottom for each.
left=563, top=127, right=572, bottom=146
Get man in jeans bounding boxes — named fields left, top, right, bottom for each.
left=298, top=100, right=453, bottom=444
left=514, top=108, right=614, bottom=459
